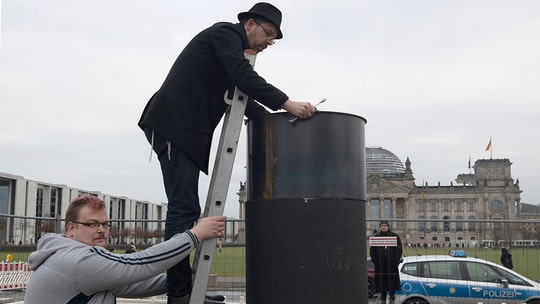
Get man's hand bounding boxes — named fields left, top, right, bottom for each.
left=190, top=216, right=226, bottom=241
left=282, top=99, right=317, bottom=120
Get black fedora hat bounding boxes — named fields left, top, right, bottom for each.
left=238, top=2, right=283, bottom=39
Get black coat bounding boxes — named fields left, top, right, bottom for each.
left=370, top=230, right=403, bottom=293
left=500, top=247, right=513, bottom=269
left=139, top=22, right=288, bottom=174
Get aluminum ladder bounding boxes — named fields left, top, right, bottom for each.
left=189, top=50, right=257, bottom=304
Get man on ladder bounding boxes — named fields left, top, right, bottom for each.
left=138, top=3, right=317, bottom=304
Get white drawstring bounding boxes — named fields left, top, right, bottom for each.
left=166, top=140, right=172, bottom=161
left=148, top=130, right=155, bottom=164
left=148, top=130, right=172, bottom=163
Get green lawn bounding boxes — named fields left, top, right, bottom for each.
left=3, top=246, right=540, bottom=281
left=203, top=246, right=246, bottom=277
left=1, top=251, right=30, bottom=263
left=202, top=246, right=540, bottom=281
left=0, top=247, right=248, bottom=277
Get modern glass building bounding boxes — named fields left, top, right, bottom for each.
left=0, top=171, right=166, bottom=245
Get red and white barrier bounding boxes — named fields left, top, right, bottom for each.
left=0, top=262, right=32, bottom=290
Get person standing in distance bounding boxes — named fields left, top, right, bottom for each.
left=138, top=3, right=317, bottom=304
left=500, top=244, right=513, bottom=269
left=370, top=221, right=403, bottom=304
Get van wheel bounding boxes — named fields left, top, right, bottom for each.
left=403, top=298, right=430, bottom=304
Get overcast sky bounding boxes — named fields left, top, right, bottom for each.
left=1, top=0, right=539, bottom=217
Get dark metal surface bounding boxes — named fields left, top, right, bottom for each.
left=246, top=111, right=367, bottom=201
left=245, top=111, right=368, bottom=303
left=245, top=198, right=367, bottom=304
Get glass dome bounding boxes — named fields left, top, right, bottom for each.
left=366, top=147, right=405, bottom=175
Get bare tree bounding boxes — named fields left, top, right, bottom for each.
left=109, top=225, right=120, bottom=244
left=153, top=229, right=164, bottom=242
left=121, top=227, right=131, bottom=244
left=133, top=226, right=145, bottom=244
left=37, top=214, right=55, bottom=235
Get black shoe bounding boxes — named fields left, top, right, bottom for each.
left=206, top=294, right=225, bottom=302
left=204, top=298, right=225, bottom=304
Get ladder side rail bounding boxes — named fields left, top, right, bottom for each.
left=190, top=93, right=246, bottom=304
left=189, top=52, right=256, bottom=304
left=190, top=86, right=247, bottom=270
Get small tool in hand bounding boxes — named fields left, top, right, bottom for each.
left=288, top=98, right=327, bottom=124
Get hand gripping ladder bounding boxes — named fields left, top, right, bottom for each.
left=189, top=50, right=257, bottom=304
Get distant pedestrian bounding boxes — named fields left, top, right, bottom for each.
left=370, top=221, right=403, bottom=304
left=124, top=244, right=136, bottom=254
left=500, top=244, right=513, bottom=269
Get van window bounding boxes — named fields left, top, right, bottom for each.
left=465, top=262, right=500, bottom=282
left=426, top=261, right=462, bottom=280
left=402, top=262, right=420, bottom=277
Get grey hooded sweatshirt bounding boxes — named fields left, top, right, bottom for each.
left=24, top=231, right=199, bottom=304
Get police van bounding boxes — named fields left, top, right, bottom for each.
left=395, top=250, right=540, bottom=304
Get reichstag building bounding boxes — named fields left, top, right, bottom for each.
left=363, top=147, right=536, bottom=247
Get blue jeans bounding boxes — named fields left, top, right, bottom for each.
left=144, top=126, right=201, bottom=298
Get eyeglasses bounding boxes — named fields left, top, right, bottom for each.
left=254, top=20, right=276, bottom=45
left=74, top=221, right=111, bottom=230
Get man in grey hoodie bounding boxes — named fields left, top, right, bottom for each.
left=24, top=195, right=225, bottom=304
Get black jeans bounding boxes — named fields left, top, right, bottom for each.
left=144, top=126, right=201, bottom=298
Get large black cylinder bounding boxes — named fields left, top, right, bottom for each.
left=245, top=112, right=367, bottom=304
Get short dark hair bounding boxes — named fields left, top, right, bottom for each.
left=65, top=195, right=106, bottom=231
